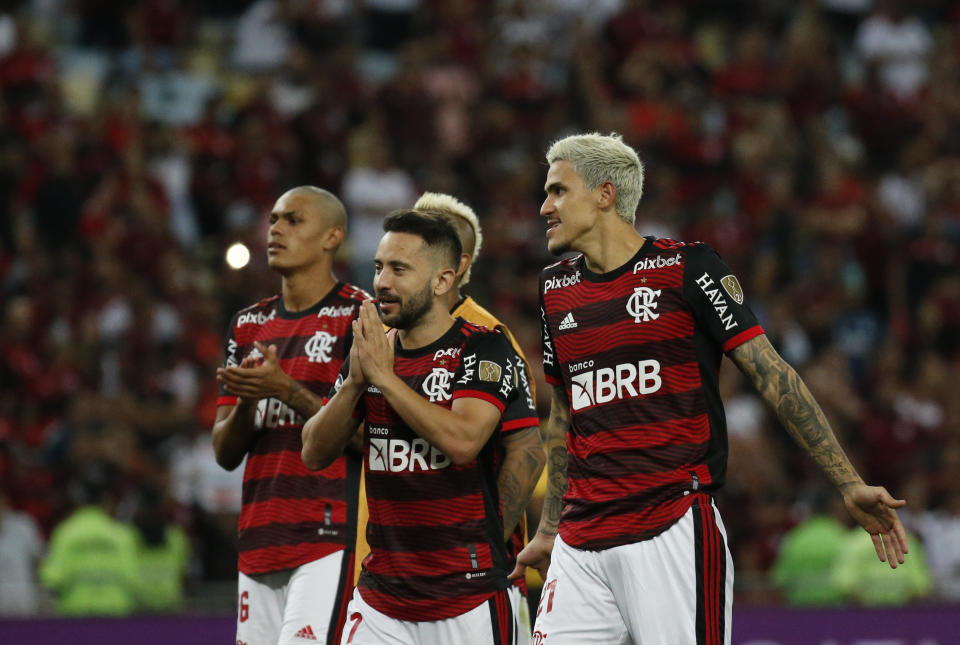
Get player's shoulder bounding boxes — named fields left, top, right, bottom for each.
left=649, top=237, right=710, bottom=255
left=336, top=282, right=372, bottom=303
left=231, top=294, right=282, bottom=325
left=540, top=254, right=582, bottom=278
left=456, top=297, right=504, bottom=332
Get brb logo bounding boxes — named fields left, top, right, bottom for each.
left=570, top=360, right=662, bottom=411
left=422, top=368, right=454, bottom=402
left=305, top=331, right=336, bottom=363
left=369, top=437, right=451, bottom=472
left=626, top=287, right=662, bottom=323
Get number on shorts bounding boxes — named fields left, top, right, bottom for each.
left=537, top=579, right=558, bottom=617
left=346, top=612, right=363, bottom=643
left=239, top=591, right=249, bottom=623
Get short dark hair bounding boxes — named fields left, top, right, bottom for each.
left=382, top=209, right=462, bottom=270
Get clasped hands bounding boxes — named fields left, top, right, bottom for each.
left=343, top=299, right=397, bottom=389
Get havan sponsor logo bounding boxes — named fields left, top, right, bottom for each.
left=695, top=272, right=739, bottom=331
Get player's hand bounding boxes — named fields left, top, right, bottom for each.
left=509, top=531, right=556, bottom=582
left=842, top=484, right=908, bottom=569
left=343, top=328, right=366, bottom=388
left=216, top=342, right=293, bottom=401
left=353, top=300, right=396, bottom=387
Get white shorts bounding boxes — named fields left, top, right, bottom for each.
left=237, top=550, right=355, bottom=645
left=508, top=585, right=531, bottom=645
left=340, top=585, right=518, bottom=645
left=532, top=496, right=733, bottom=645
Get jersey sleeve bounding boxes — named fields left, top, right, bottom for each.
left=451, top=331, right=521, bottom=414
left=682, top=244, right=764, bottom=353
left=539, top=283, right=561, bottom=385
left=500, top=347, right=540, bottom=434
left=216, top=313, right=242, bottom=407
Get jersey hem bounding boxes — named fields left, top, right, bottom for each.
left=721, top=325, right=764, bottom=353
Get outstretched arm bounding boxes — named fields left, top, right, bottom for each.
left=509, top=383, right=570, bottom=581
left=499, top=425, right=546, bottom=542
left=729, top=334, right=908, bottom=568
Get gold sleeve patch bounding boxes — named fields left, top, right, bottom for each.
left=479, top=360, right=502, bottom=382
left=720, top=275, right=744, bottom=305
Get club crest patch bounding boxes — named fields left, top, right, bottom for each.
left=479, top=360, right=502, bottom=382
left=720, top=275, right=744, bottom=305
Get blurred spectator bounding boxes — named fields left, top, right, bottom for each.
left=132, top=486, right=190, bottom=613
left=831, top=525, right=932, bottom=606
left=854, top=0, right=932, bottom=101
left=0, top=489, right=44, bottom=616
left=39, top=461, right=140, bottom=616
left=770, top=489, right=849, bottom=606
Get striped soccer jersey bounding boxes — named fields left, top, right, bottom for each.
left=217, top=282, right=369, bottom=575
left=540, top=237, right=764, bottom=551
left=334, top=318, right=538, bottom=621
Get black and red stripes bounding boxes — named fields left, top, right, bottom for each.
left=693, top=495, right=727, bottom=645
left=487, top=590, right=515, bottom=645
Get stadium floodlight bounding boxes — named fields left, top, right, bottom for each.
left=226, top=242, right=251, bottom=270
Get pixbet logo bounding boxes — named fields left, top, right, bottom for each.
left=368, top=437, right=451, bottom=472
left=317, top=305, right=356, bottom=318
left=633, top=253, right=682, bottom=273
left=543, top=271, right=581, bottom=293
left=237, top=310, right=276, bottom=327
left=570, top=360, right=662, bottom=411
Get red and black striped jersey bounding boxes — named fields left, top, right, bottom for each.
left=333, top=318, right=538, bottom=621
left=540, top=238, right=764, bottom=551
left=217, top=282, right=369, bottom=575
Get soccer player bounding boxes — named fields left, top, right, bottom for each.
left=302, top=210, right=538, bottom=645
left=511, top=133, right=909, bottom=644
left=415, top=191, right=544, bottom=644
left=214, top=186, right=369, bottom=645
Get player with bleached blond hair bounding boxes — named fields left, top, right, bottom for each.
left=511, top=132, right=908, bottom=644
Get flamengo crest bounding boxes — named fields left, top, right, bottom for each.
left=305, top=331, right=336, bottom=363
left=422, top=368, right=453, bottom=402
left=626, top=286, right=661, bottom=323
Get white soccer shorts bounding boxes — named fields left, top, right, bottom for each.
left=339, top=585, right=517, bottom=645
left=532, top=495, right=733, bottom=645
left=236, top=549, right=355, bottom=645
left=508, top=584, right=531, bottom=645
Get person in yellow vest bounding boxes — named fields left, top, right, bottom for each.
left=131, top=486, right=190, bottom=613
left=40, top=462, right=140, bottom=616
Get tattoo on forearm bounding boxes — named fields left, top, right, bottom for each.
left=499, top=433, right=546, bottom=540
left=731, top=337, right=860, bottom=489
left=539, top=394, right=570, bottom=535
left=287, top=380, right=324, bottom=419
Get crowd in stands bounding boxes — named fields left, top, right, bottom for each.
left=1, top=0, right=959, bottom=614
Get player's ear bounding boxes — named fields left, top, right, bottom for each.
left=434, top=266, right=457, bottom=297
left=323, top=225, right=345, bottom=251
left=456, top=253, right=470, bottom=282
left=597, top=181, right=616, bottom=211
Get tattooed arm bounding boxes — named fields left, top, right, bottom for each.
left=499, top=425, right=546, bottom=542
left=509, top=384, right=570, bottom=580
left=729, top=334, right=908, bottom=568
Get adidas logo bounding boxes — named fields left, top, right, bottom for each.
left=294, top=625, right=318, bottom=640
left=558, top=312, right=578, bottom=330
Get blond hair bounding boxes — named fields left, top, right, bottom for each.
left=546, top=132, right=644, bottom=224
left=413, top=192, right=482, bottom=287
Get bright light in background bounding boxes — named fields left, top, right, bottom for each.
left=226, top=242, right=251, bottom=270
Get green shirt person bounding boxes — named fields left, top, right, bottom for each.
left=40, top=505, right=140, bottom=616
left=133, top=524, right=190, bottom=612
left=771, top=514, right=848, bottom=606
left=831, top=527, right=932, bottom=606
